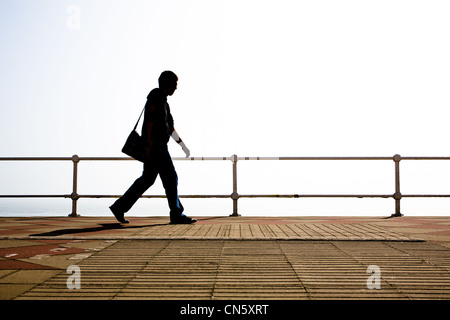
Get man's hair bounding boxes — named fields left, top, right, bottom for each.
left=158, top=71, right=178, bottom=88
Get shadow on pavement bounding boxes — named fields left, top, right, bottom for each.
left=30, top=223, right=169, bottom=237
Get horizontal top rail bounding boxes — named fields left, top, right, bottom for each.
left=0, top=156, right=232, bottom=161
left=401, top=157, right=450, bottom=160
left=0, top=157, right=74, bottom=161
left=239, top=156, right=393, bottom=161
left=2, top=156, right=450, bottom=162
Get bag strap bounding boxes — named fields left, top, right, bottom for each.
left=133, top=106, right=146, bottom=131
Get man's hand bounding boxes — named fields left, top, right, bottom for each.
left=179, top=141, right=190, bottom=158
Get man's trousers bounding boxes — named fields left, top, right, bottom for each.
left=111, top=146, right=184, bottom=218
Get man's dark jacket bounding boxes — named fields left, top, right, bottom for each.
left=141, top=88, right=174, bottom=151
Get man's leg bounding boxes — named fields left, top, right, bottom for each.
left=158, top=149, right=195, bottom=224
left=158, top=149, right=183, bottom=216
left=110, top=159, right=158, bottom=222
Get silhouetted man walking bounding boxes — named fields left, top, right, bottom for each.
left=110, top=71, right=196, bottom=224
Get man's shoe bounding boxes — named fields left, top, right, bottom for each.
left=109, top=206, right=129, bottom=224
left=170, top=214, right=196, bottom=225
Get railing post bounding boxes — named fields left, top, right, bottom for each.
left=69, top=154, right=80, bottom=217
left=391, top=154, right=403, bottom=217
left=230, top=154, right=240, bottom=217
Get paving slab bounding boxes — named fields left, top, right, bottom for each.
left=0, top=216, right=430, bottom=241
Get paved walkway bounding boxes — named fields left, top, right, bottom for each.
left=0, top=216, right=449, bottom=300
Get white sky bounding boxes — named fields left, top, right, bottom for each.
left=1, top=0, right=450, bottom=216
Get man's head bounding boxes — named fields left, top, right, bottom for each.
left=159, top=71, right=178, bottom=96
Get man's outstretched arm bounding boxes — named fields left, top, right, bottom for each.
left=171, top=129, right=190, bottom=158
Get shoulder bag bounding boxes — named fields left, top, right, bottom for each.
left=121, top=106, right=146, bottom=162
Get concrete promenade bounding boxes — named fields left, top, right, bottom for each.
left=0, top=215, right=449, bottom=300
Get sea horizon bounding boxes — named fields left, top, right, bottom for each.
left=1, top=198, right=449, bottom=218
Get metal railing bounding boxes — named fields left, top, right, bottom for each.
left=1, top=154, right=450, bottom=218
